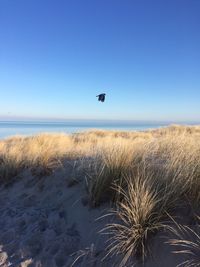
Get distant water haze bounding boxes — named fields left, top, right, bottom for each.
left=0, top=119, right=199, bottom=139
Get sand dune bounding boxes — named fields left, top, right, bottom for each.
left=0, top=164, right=111, bottom=267
left=0, top=125, right=200, bottom=266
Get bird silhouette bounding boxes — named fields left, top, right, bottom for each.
left=96, top=93, right=106, bottom=102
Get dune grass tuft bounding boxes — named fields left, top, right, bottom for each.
left=85, top=141, right=138, bottom=206
left=0, top=143, right=24, bottom=182
left=1, top=125, right=200, bottom=263
left=168, top=216, right=200, bottom=267
left=101, top=166, right=174, bottom=266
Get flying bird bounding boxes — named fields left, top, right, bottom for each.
left=96, top=93, right=106, bottom=102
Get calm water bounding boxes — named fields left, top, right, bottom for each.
left=0, top=120, right=174, bottom=139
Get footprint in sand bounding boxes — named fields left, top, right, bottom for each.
left=54, top=252, right=68, bottom=267
left=23, top=195, right=37, bottom=207
left=47, top=242, right=60, bottom=255
left=15, top=217, right=27, bottom=235
left=48, top=213, right=67, bottom=236
left=38, top=219, right=48, bottom=232
left=18, top=193, right=28, bottom=200
left=44, top=228, right=57, bottom=243
left=0, top=230, right=15, bottom=245
left=24, top=233, right=43, bottom=257
left=62, top=229, right=80, bottom=255
left=58, top=210, right=67, bottom=224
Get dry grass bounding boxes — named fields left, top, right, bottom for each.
left=85, top=140, right=138, bottom=206
left=101, top=165, right=176, bottom=266
left=71, top=244, right=97, bottom=267
left=1, top=125, right=200, bottom=263
left=0, top=141, right=24, bottom=182
left=83, top=125, right=200, bottom=207
left=1, top=124, right=200, bottom=199
left=0, top=133, right=75, bottom=181
left=168, top=216, right=200, bottom=267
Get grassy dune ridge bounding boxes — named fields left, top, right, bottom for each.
left=1, top=124, right=200, bottom=266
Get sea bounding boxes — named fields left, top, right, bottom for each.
left=0, top=120, right=195, bottom=140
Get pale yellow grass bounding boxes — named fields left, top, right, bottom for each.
left=1, top=125, right=200, bottom=264
left=85, top=137, right=147, bottom=206
left=0, top=133, right=74, bottom=180
left=100, top=157, right=187, bottom=266
left=1, top=125, right=200, bottom=197
left=84, top=126, right=200, bottom=207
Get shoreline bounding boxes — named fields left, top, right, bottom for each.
left=1, top=123, right=200, bottom=141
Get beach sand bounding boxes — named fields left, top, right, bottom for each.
left=0, top=162, right=186, bottom=267
left=1, top=126, right=199, bottom=266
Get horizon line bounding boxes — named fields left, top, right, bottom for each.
left=0, top=116, right=200, bottom=125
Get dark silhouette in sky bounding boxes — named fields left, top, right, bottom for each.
left=96, top=93, right=106, bottom=102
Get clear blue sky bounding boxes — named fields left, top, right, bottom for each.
left=0, top=0, right=200, bottom=122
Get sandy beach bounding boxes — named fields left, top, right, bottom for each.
left=0, top=125, right=200, bottom=266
